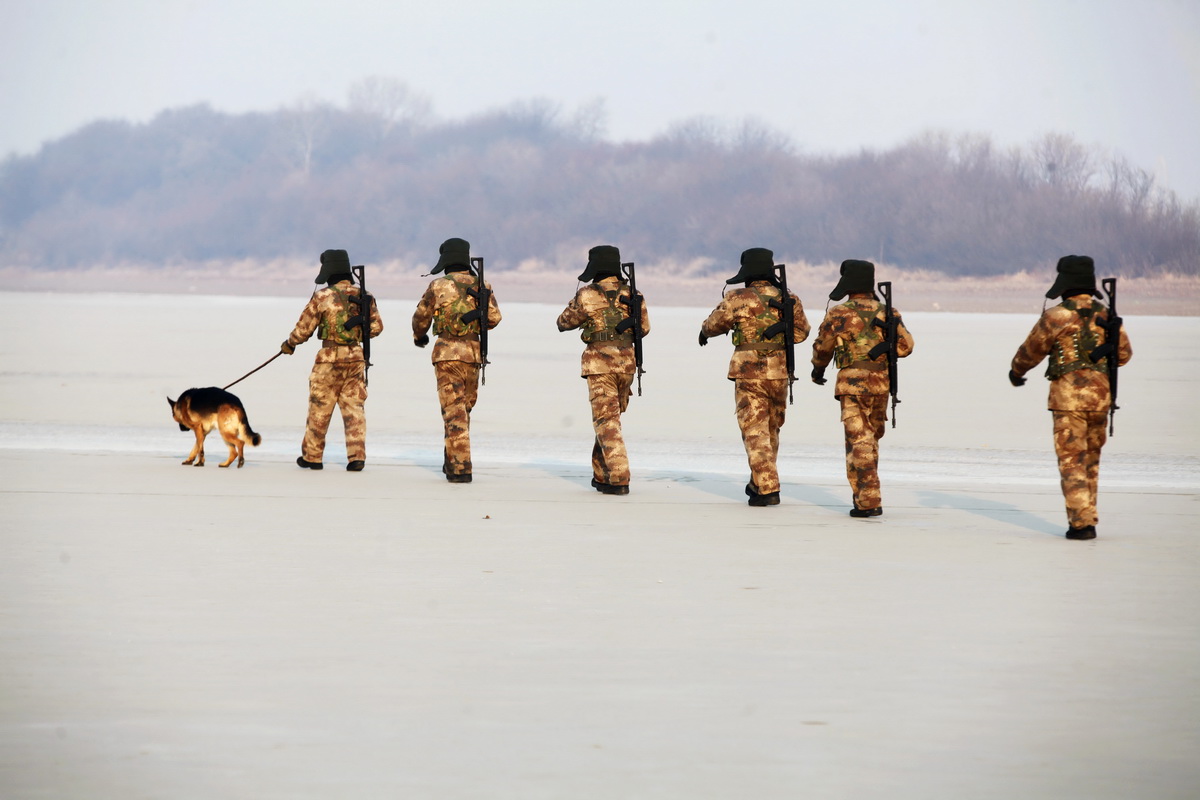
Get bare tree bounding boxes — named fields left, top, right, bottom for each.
left=347, top=76, right=432, bottom=141
left=279, top=92, right=332, bottom=180
left=1032, top=132, right=1095, bottom=192
left=567, top=96, right=609, bottom=142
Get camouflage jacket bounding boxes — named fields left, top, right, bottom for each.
left=811, top=294, right=914, bottom=396
left=701, top=281, right=811, bottom=381
left=1011, top=294, right=1132, bottom=411
left=556, top=275, right=651, bottom=376
left=412, top=272, right=502, bottom=364
left=287, top=280, right=384, bottom=364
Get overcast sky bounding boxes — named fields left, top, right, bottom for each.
left=4, top=0, right=1199, bottom=199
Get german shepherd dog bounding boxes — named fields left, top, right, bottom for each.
left=167, top=387, right=261, bottom=468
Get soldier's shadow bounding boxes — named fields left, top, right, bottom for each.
left=916, top=490, right=1063, bottom=537
left=642, top=471, right=846, bottom=510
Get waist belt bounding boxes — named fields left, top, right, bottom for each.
left=589, top=332, right=633, bottom=343
left=322, top=340, right=360, bottom=348
left=846, top=360, right=887, bottom=371
left=439, top=333, right=479, bottom=342
left=735, top=342, right=784, bottom=352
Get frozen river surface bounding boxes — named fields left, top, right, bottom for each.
left=1, top=292, right=1197, bottom=799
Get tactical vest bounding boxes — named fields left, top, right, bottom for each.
left=731, top=286, right=784, bottom=347
left=580, top=284, right=633, bottom=344
left=432, top=278, right=480, bottom=337
left=833, top=300, right=884, bottom=368
left=317, top=286, right=362, bottom=345
left=1046, top=299, right=1107, bottom=379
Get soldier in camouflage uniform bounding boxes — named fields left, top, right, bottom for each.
left=1009, top=255, right=1132, bottom=540
left=556, top=245, right=651, bottom=495
left=412, top=238, right=502, bottom=483
left=699, top=248, right=810, bottom=506
left=281, top=249, right=383, bottom=471
left=811, top=260, right=914, bottom=517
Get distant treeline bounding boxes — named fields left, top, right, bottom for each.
left=2, top=82, right=1197, bottom=276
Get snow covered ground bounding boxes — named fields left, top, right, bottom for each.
left=2, top=291, right=1197, bottom=798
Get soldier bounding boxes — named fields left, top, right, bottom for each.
left=281, top=249, right=383, bottom=471
left=556, top=245, right=651, bottom=495
left=412, top=238, right=502, bottom=483
left=699, top=248, right=810, bottom=506
left=810, top=260, right=913, bottom=517
left=1009, top=255, right=1132, bottom=540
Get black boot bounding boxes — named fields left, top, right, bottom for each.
left=1066, top=525, right=1096, bottom=540
left=297, top=457, right=323, bottom=470
left=849, top=505, right=882, bottom=518
left=592, top=478, right=629, bottom=495
left=346, top=461, right=365, bottom=472
left=746, top=484, right=780, bottom=506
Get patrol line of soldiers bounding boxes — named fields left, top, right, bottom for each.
left=277, top=244, right=1131, bottom=540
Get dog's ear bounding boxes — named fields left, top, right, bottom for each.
left=167, top=396, right=176, bottom=409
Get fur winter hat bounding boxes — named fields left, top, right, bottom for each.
left=1045, top=254, right=1101, bottom=299
left=725, top=248, right=777, bottom=284
left=316, top=249, right=352, bottom=284
left=578, top=244, right=622, bottom=283
left=829, top=259, right=876, bottom=300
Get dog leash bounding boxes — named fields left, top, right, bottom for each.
left=223, top=352, right=284, bottom=391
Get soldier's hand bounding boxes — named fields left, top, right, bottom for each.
left=698, top=331, right=709, bottom=347
left=280, top=340, right=295, bottom=355
left=1008, top=369, right=1026, bottom=387
left=414, top=333, right=429, bottom=348
left=811, top=365, right=827, bottom=385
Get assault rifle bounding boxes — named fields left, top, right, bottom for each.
left=466, top=256, right=491, bottom=385
left=1090, top=277, right=1122, bottom=435
left=761, top=263, right=797, bottom=403
left=349, top=263, right=373, bottom=386
left=868, top=281, right=900, bottom=427
left=616, top=261, right=646, bottom=396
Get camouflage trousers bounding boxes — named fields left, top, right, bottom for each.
left=840, top=394, right=888, bottom=510
left=734, top=378, right=788, bottom=494
left=588, top=373, right=634, bottom=486
left=435, top=361, right=480, bottom=476
left=1052, top=410, right=1107, bottom=528
left=302, top=362, right=367, bottom=463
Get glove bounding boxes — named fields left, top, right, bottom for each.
left=1008, top=369, right=1026, bottom=387
left=811, top=365, right=827, bottom=385
left=698, top=331, right=709, bottom=347
left=280, top=340, right=295, bottom=355
left=414, top=333, right=430, bottom=348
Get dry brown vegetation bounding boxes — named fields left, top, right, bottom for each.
left=5, top=260, right=1195, bottom=316
left=2, top=91, right=1197, bottom=284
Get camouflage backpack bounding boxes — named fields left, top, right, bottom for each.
left=833, top=300, right=885, bottom=368
left=317, top=286, right=362, bottom=345
left=731, top=286, right=784, bottom=346
left=432, top=278, right=480, bottom=337
left=1046, top=298, right=1107, bottom=379
left=580, top=284, right=633, bottom=344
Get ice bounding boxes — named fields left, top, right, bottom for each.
left=1, top=291, right=1197, bottom=798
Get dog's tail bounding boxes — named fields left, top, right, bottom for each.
left=239, top=408, right=262, bottom=447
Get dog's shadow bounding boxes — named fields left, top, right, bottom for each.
left=916, top=490, right=1062, bottom=536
